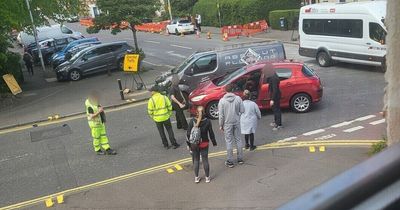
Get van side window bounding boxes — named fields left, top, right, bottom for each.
left=303, top=19, right=363, bottom=38
left=369, top=22, right=386, bottom=44
left=61, top=26, right=73, bottom=34
left=192, top=54, right=217, bottom=75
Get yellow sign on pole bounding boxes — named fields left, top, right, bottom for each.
left=2, top=74, right=22, bottom=95
left=123, top=54, right=139, bottom=72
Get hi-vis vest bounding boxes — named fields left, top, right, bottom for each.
left=148, top=92, right=172, bottom=122
left=85, top=99, right=102, bottom=127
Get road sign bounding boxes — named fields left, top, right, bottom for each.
left=2, top=74, right=22, bottom=95
left=123, top=54, right=139, bottom=72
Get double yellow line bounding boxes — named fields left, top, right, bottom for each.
left=0, top=139, right=380, bottom=210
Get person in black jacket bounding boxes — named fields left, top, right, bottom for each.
left=187, top=106, right=217, bottom=183
left=264, top=65, right=283, bottom=131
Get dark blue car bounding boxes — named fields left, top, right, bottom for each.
left=50, top=37, right=99, bottom=63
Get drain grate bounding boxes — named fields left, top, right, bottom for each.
left=30, top=124, right=72, bottom=142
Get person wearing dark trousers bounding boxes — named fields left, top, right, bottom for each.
left=148, top=85, right=180, bottom=149
left=267, top=71, right=282, bottom=131
left=170, top=76, right=188, bottom=130
left=240, top=90, right=261, bottom=151
left=187, top=106, right=217, bottom=183
left=23, top=52, right=34, bottom=75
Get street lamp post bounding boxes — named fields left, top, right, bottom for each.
left=167, top=0, right=173, bottom=21
left=217, top=0, right=222, bottom=28
left=25, top=0, right=46, bottom=72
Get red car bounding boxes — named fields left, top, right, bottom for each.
left=189, top=60, right=323, bottom=119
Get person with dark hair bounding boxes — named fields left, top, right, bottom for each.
left=240, top=90, right=261, bottom=151
left=148, top=85, right=180, bottom=149
left=23, top=52, right=34, bottom=75
left=266, top=72, right=282, bottom=131
left=187, top=106, right=217, bottom=183
left=218, top=83, right=245, bottom=168
left=170, top=75, right=188, bottom=130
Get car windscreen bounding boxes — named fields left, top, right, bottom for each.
left=179, top=20, right=191, bottom=24
left=171, top=54, right=196, bottom=74
left=216, top=67, right=246, bottom=86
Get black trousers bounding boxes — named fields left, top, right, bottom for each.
left=272, top=99, right=282, bottom=126
left=155, top=119, right=177, bottom=147
left=26, top=63, right=33, bottom=75
left=175, top=108, right=188, bottom=129
left=245, top=133, right=255, bottom=147
left=192, top=146, right=209, bottom=177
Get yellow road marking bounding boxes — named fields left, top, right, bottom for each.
left=309, top=146, right=316, bottom=153
left=44, top=198, right=53, bottom=208
left=166, top=168, right=175, bottom=173
left=56, top=195, right=64, bottom=204
left=0, top=101, right=148, bottom=135
left=0, top=139, right=380, bottom=210
left=319, top=146, right=326, bottom=152
left=174, top=164, right=183, bottom=171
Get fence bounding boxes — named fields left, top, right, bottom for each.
left=220, top=20, right=269, bottom=38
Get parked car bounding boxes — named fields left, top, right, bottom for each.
left=155, top=41, right=286, bottom=99
left=55, top=41, right=132, bottom=81
left=50, top=37, right=99, bottom=64
left=52, top=41, right=101, bottom=68
left=189, top=60, right=323, bottom=119
left=31, top=36, right=80, bottom=64
left=18, top=24, right=83, bottom=47
left=166, top=19, right=195, bottom=35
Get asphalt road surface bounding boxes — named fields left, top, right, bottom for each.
left=0, top=23, right=386, bottom=207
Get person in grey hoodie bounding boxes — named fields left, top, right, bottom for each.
left=218, top=84, right=245, bottom=168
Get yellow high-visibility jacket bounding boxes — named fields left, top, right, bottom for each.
left=147, top=92, right=172, bottom=122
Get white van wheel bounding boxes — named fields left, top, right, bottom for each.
left=317, top=51, right=331, bottom=67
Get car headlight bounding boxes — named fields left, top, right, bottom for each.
left=58, top=66, right=68, bottom=72
left=191, top=95, right=207, bottom=102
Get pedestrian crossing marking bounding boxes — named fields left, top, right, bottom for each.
left=174, top=164, right=183, bottom=171
left=166, top=168, right=174, bottom=174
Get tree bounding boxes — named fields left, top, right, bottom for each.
left=87, top=0, right=160, bottom=55
left=168, top=0, right=198, bottom=18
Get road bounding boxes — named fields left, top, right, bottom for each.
left=0, top=23, right=386, bottom=207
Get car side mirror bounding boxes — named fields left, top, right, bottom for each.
left=82, top=57, right=87, bottom=61
left=186, top=67, right=194, bottom=76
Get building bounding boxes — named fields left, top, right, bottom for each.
left=82, top=0, right=99, bottom=18
left=302, top=0, right=385, bottom=5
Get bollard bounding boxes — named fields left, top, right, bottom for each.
left=207, top=32, right=211, bottom=39
left=117, top=79, right=125, bottom=100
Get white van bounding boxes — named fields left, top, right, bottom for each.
left=298, top=1, right=387, bottom=69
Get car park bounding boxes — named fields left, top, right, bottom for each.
left=52, top=41, right=101, bottom=68
left=55, top=41, right=132, bottom=81
left=166, top=19, right=195, bottom=35
left=155, top=41, right=286, bottom=99
left=50, top=37, right=99, bottom=64
left=31, top=36, right=80, bottom=64
left=189, top=60, right=323, bottom=119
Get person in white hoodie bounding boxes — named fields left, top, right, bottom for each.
left=218, top=84, right=245, bottom=168
left=240, top=90, right=261, bottom=151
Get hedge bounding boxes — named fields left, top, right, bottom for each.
left=269, top=9, right=300, bottom=30
left=192, top=0, right=300, bottom=27
left=0, top=52, right=23, bottom=94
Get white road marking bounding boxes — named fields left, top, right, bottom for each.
left=303, top=129, right=325, bottom=136
left=314, top=133, right=336, bottom=141
left=331, top=121, right=352, bottom=128
left=355, top=115, right=376, bottom=121
left=142, top=60, right=174, bottom=69
left=145, top=40, right=161, bottom=44
left=45, top=78, right=57, bottom=82
left=167, top=51, right=186, bottom=58
left=0, top=153, right=32, bottom=164
left=170, top=44, right=192, bottom=50
left=369, top=119, right=386, bottom=125
left=278, top=137, right=297, bottom=143
left=343, top=126, right=364, bottom=133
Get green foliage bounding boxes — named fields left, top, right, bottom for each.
left=369, top=139, right=387, bottom=156
left=0, top=52, right=23, bottom=94
left=87, top=0, right=160, bottom=51
left=269, top=9, right=300, bottom=30
left=193, top=0, right=301, bottom=27
left=168, top=0, right=198, bottom=18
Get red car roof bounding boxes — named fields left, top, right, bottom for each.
left=246, top=59, right=304, bottom=71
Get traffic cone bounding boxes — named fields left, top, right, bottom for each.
left=207, top=32, right=211, bottom=39
left=180, top=32, right=184, bottom=37
left=196, top=30, right=200, bottom=38
left=223, top=32, right=229, bottom=41
left=165, top=28, right=169, bottom=36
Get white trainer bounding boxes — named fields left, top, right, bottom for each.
left=205, top=176, right=211, bottom=183
left=195, top=177, right=201, bottom=183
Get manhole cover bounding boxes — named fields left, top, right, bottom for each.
left=30, top=124, right=72, bottom=142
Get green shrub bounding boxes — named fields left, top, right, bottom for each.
left=269, top=9, right=300, bottom=30
left=369, top=140, right=387, bottom=156
left=0, top=52, right=23, bottom=94
left=193, top=0, right=301, bottom=27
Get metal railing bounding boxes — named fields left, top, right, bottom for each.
left=278, top=143, right=400, bottom=210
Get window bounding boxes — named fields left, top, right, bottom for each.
left=369, top=22, right=386, bottom=44
left=302, top=65, right=316, bottom=77
left=95, top=46, right=113, bottom=55
left=55, top=38, right=68, bottom=45
left=191, top=54, right=217, bottom=75
left=231, top=70, right=261, bottom=92
left=303, top=19, right=363, bottom=38
left=276, top=68, right=292, bottom=80
left=61, top=26, right=73, bottom=34
left=109, top=44, right=123, bottom=51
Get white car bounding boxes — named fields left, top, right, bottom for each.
left=166, top=19, right=195, bottom=35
